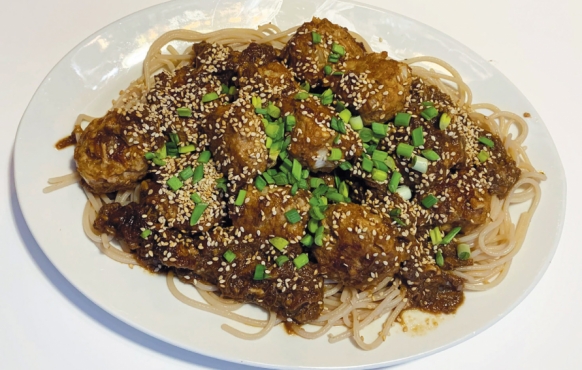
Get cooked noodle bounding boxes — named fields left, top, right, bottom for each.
left=44, top=24, right=545, bottom=349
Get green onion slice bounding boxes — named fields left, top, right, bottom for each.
left=253, top=264, right=266, bottom=280
left=140, top=229, right=151, bottom=239
left=167, top=176, right=183, bottom=191
left=421, top=194, right=439, bottom=208
left=275, top=255, right=289, bottom=266
left=293, top=253, right=309, bottom=269
left=421, top=149, right=440, bottom=161
left=177, top=107, right=192, bottom=117
left=198, top=150, right=211, bottom=163
left=269, top=237, right=289, bottom=251
left=179, top=166, right=194, bottom=181
left=457, top=243, right=471, bottom=260
left=411, top=156, right=429, bottom=174
left=234, top=190, right=247, bottom=206
left=478, top=136, right=495, bottom=148
left=388, top=172, right=402, bottom=193
left=300, top=234, right=314, bottom=247
left=439, top=113, right=451, bottom=130
left=285, top=209, right=302, bottom=224
left=327, top=148, right=342, bottom=161
left=435, top=251, right=444, bottom=267
left=223, top=250, right=236, bottom=263
left=178, top=144, right=195, bottom=154
left=411, top=126, right=424, bottom=147
left=201, top=92, right=219, bottom=103
left=394, top=112, right=411, bottom=127
left=420, top=106, right=438, bottom=120
left=312, top=31, right=321, bottom=44
left=442, top=227, right=462, bottom=244
left=190, top=203, right=209, bottom=226
left=396, top=143, right=414, bottom=158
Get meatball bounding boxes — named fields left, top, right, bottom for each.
left=229, top=184, right=311, bottom=245
left=281, top=17, right=366, bottom=87
left=193, top=41, right=239, bottom=83
left=287, top=96, right=362, bottom=172
left=202, top=98, right=270, bottom=189
left=74, top=110, right=148, bottom=194
left=313, top=203, right=410, bottom=290
left=331, top=51, right=412, bottom=124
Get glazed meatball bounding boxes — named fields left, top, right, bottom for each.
left=287, top=96, right=362, bottom=172
left=313, top=203, right=410, bottom=290
left=282, top=17, right=366, bottom=87
left=331, top=51, right=412, bottom=124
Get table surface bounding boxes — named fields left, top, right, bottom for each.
left=2, top=0, right=580, bottom=369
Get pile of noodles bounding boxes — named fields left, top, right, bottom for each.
left=44, top=24, right=544, bottom=350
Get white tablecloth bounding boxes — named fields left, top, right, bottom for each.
left=2, top=0, right=580, bottom=369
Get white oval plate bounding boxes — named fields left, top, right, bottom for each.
left=14, top=0, right=566, bottom=368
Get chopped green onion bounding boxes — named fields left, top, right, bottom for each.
left=478, top=150, right=490, bottom=163
left=388, top=172, right=402, bottom=193
left=422, top=101, right=434, bottom=107
left=310, top=178, right=325, bottom=189
left=152, top=157, right=166, bottom=166
left=275, top=255, right=289, bottom=266
left=301, top=169, right=310, bottom=179
left=223, top=250, right=236, bottom=263
left=362, top=156, right=374, bottom=172
left=411, top=156, right=429, bottom=174
left=252, top=96, right=262, bottom=108
left=374, top=160, right=389, bottom=172
left=439, top=113, right=451, bottom=130
left=262, top=172, right=275, bottom=185
left=166, top=176, right=183, bottom=191
left=389, top=208, right=401, bottom=217
left=396, top=143, right=414, bottom=158
left=421, top=106, right=439, bottom=120
left=270, top=237, right=289, bottom=251
left=312, top=184, right=329, bottom=197
left=307, top=218, right=319, bottom=233
left=267, top=103, right=281, bottom=119
left=253, top=264, right=266, bottom=280
left=166, top=142, right=178, bottom=157
left=339, top=161, right=353, bottom=171
left=140, top=229, right=151, bottom=239
left=300, top=234, right=313, bottom=247
left=478, top=136, right=495, bottom=148
left=435, top=251, right=444, bottom=267
left=394, top=112, right=411, bottom=127
left=190, top=192, right=202, bottom=203
left=332, top=71, right=344, bottom=76
left=371, top=122, right=388, bottom=137
left=321, top=94, right=333, bottom=106
left=192, top=164, right=204, bottom=183
left=349, top=116, right=363, bottom=130
left=169, top=132, right=179, bottom=144
left=255, top=107, right=268, bottom=115
left=312, top=31, right=322, bottom=44
left=411, top=127, right=424, bottom=147
left=189, top=203, right=208, bottom=226
left=198, top=150, right=211, bottom=163
left=331, top=43, right=345, bottom=56
left=286, top=115, right=296, bottom=130
left=178, top=144, right=195, bottom=154
left=221, top=84, right=229, bottom=94
left=392, top=217, right=406, bottom=227
left=144, top=152, right=155, bottom=160
left=429, top=227, right=442, bottom=245
left=335, top=101, right=346, bottom=112
left=285, top=209, right=302, bottom=224
left=421, top=194, right=439, bottom=208
left=457, top=244, right=471, bottom=260
left=372, top=169, right=388, bottom=182
left=336, top=119, right=347, bottom=134
left=201, top=92, right=219, bottom=103
left=255, top=176, right=267, bottom=191
left=179, top=166, right=194, bottom=181
left=327, top=148, right=342, bottom=161
left=385, top=156, right=396, bottom=171
left=265, top=137, right=273, bottom=149
left=314, top=226, right=325, bottom=246
left=177, top=107, right=192, bottom=117
left=323, top=65, right=332, bottom=75
left=421, top=149, right=440, bottom=161
left=265, top=123, right=280, bottom=139
left=292, top=159, right=302, bottom=181
left=442, top=227, right=462, bottom=244
left=359, top=128, right=374, bottom=142
left=300, top=81, right=310, bottom=92
left=339, top=109, right=352, bottom=123
left=293, top=253, right=309, bottom=269
left=234, top=190, right=247, bottom=206
left=273, top=172, right=289, bottom=186
left=229, top=86, right=237, bottom=95
left=309, top=206, right=325, bottom=221
left=215, top=178, right=227, bottom=192
left=290, top=183, right=299, bottom=195
left=395, top=185, right=412, bottom=200
left=157, top=144, right=167, bottom=159
left=371, top=150, right=388, bottom=162
left=294, top=92, right=309, bottom=100
left=328, top=53, right=340, bottom=63
left=326, top=191, right=344, bottom=203
left=339, top=181, right=349, bottom=198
